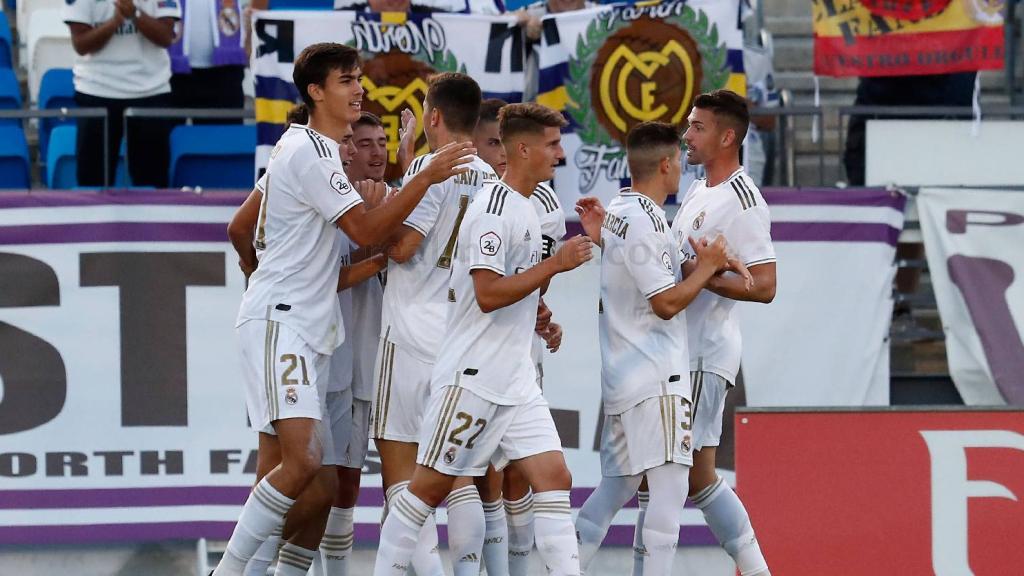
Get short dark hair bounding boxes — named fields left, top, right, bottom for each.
left=626, top=121, right=681, bottom=180
left=292, top=43, right=361, bottom=109
left=478, top=98, right=508, bottom=124
left=426, top=73, right=483, bottom=134
left=284, top=103, right=309, bottom=130
left=692, top=89, right=749, bottom=144
left=498, top=103, right=567, bottom=140
left=354, top=111, right=384, bottom=130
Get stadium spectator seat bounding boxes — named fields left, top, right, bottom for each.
left=0, top=124, right=30, bottom=188
left=0, top=67, right=19, bottom=107
left=169, top=124, right=256, bottom=188
left=0, top=67, right=21, bottom=126
left=37, top=68, right=75, bottom=159
left=0, top=11, right=13, bottom=69
left=17, top=0, right=63, bottom=64
left=46, top=129, right=133, bottom=189
left=46, top=124, right=76, bottom=188
left=270, top=0, right=335, bottom=9
left=27, top=9, right=74, bottom=104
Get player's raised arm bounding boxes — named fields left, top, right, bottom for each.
left=575, top=197, right=606, bottom=247
left=649, top=235, right=729, bottom=320
left=338, top=140, right=476, bottom=247
left=472, top=234, right=591, bottom=313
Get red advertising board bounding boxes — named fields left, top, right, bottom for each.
left=735, top=408, right=1024, bottom=575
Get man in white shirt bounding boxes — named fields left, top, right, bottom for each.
left=372, top=72, right=496, bottom=576
left=64, top=0, right=180, bottom=186
left=472, top=97, right=566, bottom=576
left=212, top=43, right=476, bottom=576
left=670, top=90, right=777, bottom=576
left=373, top=103, right=592, bottom=576
left=573, top=121, right=732, bottom=576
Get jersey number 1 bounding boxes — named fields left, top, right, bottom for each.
left=436, top=195, right=470, bottom=269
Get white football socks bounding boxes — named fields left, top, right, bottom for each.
left=320, top=506, right=354, bottom=575
left=482, top=499, right=510, bottom=576
left=446, top=485, right=486, bottom=576
left=215, top=478, right=295, bottom=576
left=533, top=490, right=581, bottom=576
left=504, top=491, right=535, bottom=576
left=692, top=476, right=770, bottom=576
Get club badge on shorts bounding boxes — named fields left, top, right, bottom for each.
left=444, top=446, right=457, bottom=465
left=285, top=387, right=298, bottom=405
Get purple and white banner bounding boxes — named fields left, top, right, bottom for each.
left=0, top=189, right=908, bottom=545
left=736, top=188, right=906, bottom=406
left=0, top=191, right=714, bottom=546
left=918, top=187, right=1024, bottom=406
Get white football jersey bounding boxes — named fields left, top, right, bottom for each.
left=236, top=125, right=363, bottom=354
left=530, top=182, right=566, bottom=368
left=599, top=190, right=690, bottom=415
left=329, top=232, right=354, bottom=394
left=431, top=181, right=543, bottom=406
left=671, top=168, right=775, bottom=384
left=381, top=153, right=498, bottom=362
left=350, top=252, right=384, bottom=402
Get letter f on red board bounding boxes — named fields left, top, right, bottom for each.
left=920, top=430, right=1024, bottom=576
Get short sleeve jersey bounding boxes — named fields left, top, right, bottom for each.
left=236, top=125, right=364, bottom=355
left=529, top=182, right=566, bottom=368
left=599, top=190, right=690, bottom=415
left=329, top=230, right=355, bottom=394
left=431, top=181, right=543, bottom=406
left=63, top=0, right=181, bottom=99
left=381, top=153, right=497, bottom=362
left=671, top=168, right=775, bottom=384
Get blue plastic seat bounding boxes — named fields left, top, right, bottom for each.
left=37, top=68, right=75, bottom=158
left=46, top=124, right=77, bottom=188
left=269, top=0, right=334, bottom=9
left=0, top=12, right=12, bottom=69
left=169, top=124, right=256, bottom=188
left=0, top=68, right=21, bottom=126
left=0, top=125, right=31, bottom=188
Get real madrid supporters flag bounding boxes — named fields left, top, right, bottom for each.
left=253, top=10, right=527, bottom=181
left=813, top=0, right=1005, bottom=77
left=534, top=0, right=745, bottom=208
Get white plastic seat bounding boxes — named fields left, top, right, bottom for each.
left=27, top=9, right=75, bottom=104
left=17, top=0, right=65, bottom=63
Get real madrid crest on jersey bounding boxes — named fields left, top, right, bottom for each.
left=661, top=250, right=673, bottom=271
left=692, top=210, right=705, bottom=230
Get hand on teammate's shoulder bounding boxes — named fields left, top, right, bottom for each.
left=422, top=141, right=478, bottom=184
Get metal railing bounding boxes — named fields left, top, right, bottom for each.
left=747, top=103, right=1024, bottom=188
left=0, top=108, right=110, bottom=184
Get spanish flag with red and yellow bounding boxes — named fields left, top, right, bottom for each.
left=813, top=0, right=1005, bottom=77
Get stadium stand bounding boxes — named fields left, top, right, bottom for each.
left=0, top=123, right=30, bottom=188
left=45, top=124, right=75, bottom=188
left=0, top=66, right=19, bottom=122
left=26, top=8, right=74, bottom=104
left=269, top=0, right=335, bottom=9
left=169, top=124, right=256, bottom=188
left=37, top=67, right=75, bottom=159
left=0, top=10, right=12, bottom=68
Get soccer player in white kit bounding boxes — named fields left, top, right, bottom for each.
left=213, top=43, right=476, bottom=576
left=668, top=90, right=777, bottom=576
left=473, top=97, right=566, bottom=576
left=373, top=103, right=593, bottom=576
left=573, top=122, right=733, bottom=576
left=371, top=73, right=496, bottom=576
